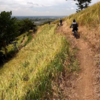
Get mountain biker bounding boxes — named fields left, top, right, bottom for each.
left=48, top=21, right=51, bottom=25
left=60, top=18, right=62, bottom=26
left=70, top=19, right=78, bottom=34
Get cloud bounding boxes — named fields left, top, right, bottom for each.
left=27, top=2, right=39, bottom=6
left=27, top=2, right=33, bottom=4
left=0, top=0, right=75, bottom=9
left=27, top=2, right=52, bottom=7
left=0, top=0, right=99, bottom=16
left=71, top=7, right=74, bottom=10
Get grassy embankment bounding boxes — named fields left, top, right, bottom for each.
left=0, top=24, right=72, bottom=100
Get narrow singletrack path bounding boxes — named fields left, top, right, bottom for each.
left=57, top=22, right=96, bottom=100
left=76, top=39, right=95, bottom=100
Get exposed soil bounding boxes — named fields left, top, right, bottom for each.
left=54, top=21, right=97, bottom=100
left=18, top=37, right=26, bottom=50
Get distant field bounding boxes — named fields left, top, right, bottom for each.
left=13, top=16, right=66, bottom=25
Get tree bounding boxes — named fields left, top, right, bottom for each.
left=17, top=19, right=36, bottom=34
left=66, top=0, right=91, bottom=12
left=0, top=11, right=18, bottom=57
left=75, top=0, right=91, bottom=12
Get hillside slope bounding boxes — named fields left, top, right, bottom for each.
left=66, top=2, right=100, bottom=26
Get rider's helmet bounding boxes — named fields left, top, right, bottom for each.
left=73, top=19, right=76, bottom=22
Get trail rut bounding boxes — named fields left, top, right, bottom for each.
left=76, top=39, right=95, bottom=100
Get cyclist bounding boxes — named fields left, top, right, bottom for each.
left=60, top=18, right=62, bottom=26
left=48, top=21, right=51, bottom=25
left=70, top=19, right=78, bottom=37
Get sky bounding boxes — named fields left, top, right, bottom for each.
left=0, top=0, right=100, bottom=16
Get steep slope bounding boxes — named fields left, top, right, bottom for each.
left=66, top=2, right=100, bottom=27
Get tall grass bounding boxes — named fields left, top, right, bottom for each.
left=66, top=2, right=100, bottom=27
left=0, top=24, right=69, bottom=100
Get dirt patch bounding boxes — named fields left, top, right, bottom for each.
left=94, top=54, right=100, bottom=100
left=18, top=36, right=27, bottom=50
left=52, top=72, right=78, bottom=100
left=75, top=39, right=96, bottom=100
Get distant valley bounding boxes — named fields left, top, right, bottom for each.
left=12, top=16, right=67, bottom=25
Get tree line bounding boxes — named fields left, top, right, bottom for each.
left=0, top=11, right=36, bottom=62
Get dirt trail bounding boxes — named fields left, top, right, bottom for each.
left=76, top=39, right=95, bottom=100
left=57, top=22, right=96, bottom=100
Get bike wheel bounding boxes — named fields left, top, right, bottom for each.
left=74, top=31, right=77, bottom=38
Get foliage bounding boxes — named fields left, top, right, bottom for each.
left=0, top=11, right=18, bottom=57
left=66, top=0, right=91, bottom=12
left=17, top=19, right=36, bottom=34
left=0, top=11, right=18, bottom=43
left=75, top=0, right=91, bottom=12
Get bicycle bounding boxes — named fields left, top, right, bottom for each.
left=73, top=30, right=78, bottom=38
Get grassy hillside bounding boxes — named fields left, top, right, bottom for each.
left=0, top=24, right=70, bottom=100
left=2, top=1, right=100, bottom=99
left=66, top=2, right=100, bottom=27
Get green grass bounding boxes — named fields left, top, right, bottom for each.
left=24, top=34, right=33, bottom=47
left=0, top=24, right=70, bottom=100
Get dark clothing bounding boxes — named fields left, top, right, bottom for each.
left=70, top=22, right=78, bottom=31
left=49, top=22, right=51, bottom=25
left=60, top=19, right=62, bottom=25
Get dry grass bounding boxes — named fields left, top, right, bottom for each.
left=66, top=2, right=100, bottom=27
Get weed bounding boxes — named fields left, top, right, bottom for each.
left=22, top=61, right=30, bottom=68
